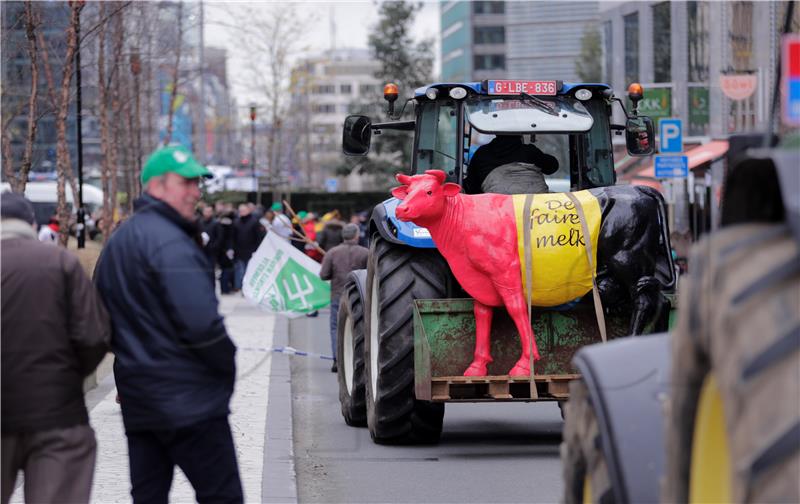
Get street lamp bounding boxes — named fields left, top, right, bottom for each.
left=249, top=103, right=257, bottom=198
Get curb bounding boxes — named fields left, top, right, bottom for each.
left=262, top=315, right=298, bottom=503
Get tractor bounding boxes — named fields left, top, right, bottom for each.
left=336, top=79, right=676, bottom=444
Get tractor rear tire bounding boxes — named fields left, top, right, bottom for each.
left=560, top=380, right=613, bottom=504
left=364, top=236, right=448, bottom=444
left=337, top=280, right=367, bottom=427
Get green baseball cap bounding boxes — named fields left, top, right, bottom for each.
left=271, top=202, right=282, bottom=211
left=141, top=145, right=211, bottom=184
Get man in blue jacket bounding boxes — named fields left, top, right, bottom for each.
left=95, top=146, right=243, bottom=503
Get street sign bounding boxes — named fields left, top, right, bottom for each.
left=655, top=155, right=688, bottom=178
left=659, top=118, right=683, bottom=154
left=325, top=177, right=338, bottom=193
left=783, top=34, right=800, bottom=127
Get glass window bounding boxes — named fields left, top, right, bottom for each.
left=624, top=12, right=639, bottom=85
left=340, top=84, right=352, bottom=94
left=652, top=2, right=671, bottom=82
left=687, top=1, right=710, bottom=82
left=473, top=2, right=504, bottom=15
left=465, top=97, right=594, bottom=134
left=473, top=54, right=505, bottom=71
left=312, top=85, right=335, bottom=94
left=603, top=21, right=613, bottom=83
left=416, top=101, right=458, bottom=175
left=473, top=26, right=505, bottom=44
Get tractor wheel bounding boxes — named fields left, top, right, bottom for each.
left=337, top=279, right=367, bottom=427
left=364, top=236, right=448, bottom=444
left=560, top=380, right=613, bottom=504
left=662, top=225, right=800, bottom=503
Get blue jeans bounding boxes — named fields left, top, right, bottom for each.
left=219, top=267, right=234, bottom=294
left=233, top=259, right=247, bottom=291
left=329, top=298, right=339, bottom=362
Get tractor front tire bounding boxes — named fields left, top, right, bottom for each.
left=364, top=236, right=448, bottom=444
left=337, top=279, right=367, bottom=427
left=561, top=380, right=613, bottom=504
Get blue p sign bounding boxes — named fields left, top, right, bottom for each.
left=659, top=119, right=683, bottom=154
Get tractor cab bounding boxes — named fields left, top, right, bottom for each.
left=343, top=79, right=655, bottom=193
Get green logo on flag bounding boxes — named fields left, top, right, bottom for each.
left=274, top=258, right=330, bottom=312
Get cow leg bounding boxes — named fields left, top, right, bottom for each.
left=629, top=276, right=661, bottom=335
left=500, top=289, right=541, bottom=376
left=464, top=301, right=494, bottom=376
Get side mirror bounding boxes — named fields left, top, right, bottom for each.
left=625, top=116, right=655, bottom=156
left=342, top=115, right=372, bottom=156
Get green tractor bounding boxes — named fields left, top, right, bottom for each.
left=336, top=79, right=675, bottom=444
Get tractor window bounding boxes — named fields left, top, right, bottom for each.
left=416, top=101, right=458, bottom=177
left=581, top=99, right=614, bottom=187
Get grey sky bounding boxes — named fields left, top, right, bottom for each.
left=204, top=1, right=441, bottom=108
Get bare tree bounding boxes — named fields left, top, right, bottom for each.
left=163, top=0, right=184, bottom=146
left=54, top=1, right=83, bottom=247
left=225, top=4, right=307, bottom=202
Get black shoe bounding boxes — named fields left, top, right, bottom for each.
left=306, top=311, right=319, bottom=318
left=331, top=362, right=337, bottom=373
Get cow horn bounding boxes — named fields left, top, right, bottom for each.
left=425, top=170, right=446, bottom=185
left=396, top=173, right=413, bottom=185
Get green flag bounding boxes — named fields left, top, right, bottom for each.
left=243, top=232, right=330, bottom=316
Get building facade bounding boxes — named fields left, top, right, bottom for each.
left=440, top=1, right=507, bottom=81
left=288, top=48, right=381, bottom=191
left=600, top=0, right=791, bottom=139
left=506, top=2, right=599, bottom=81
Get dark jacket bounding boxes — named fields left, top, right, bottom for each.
left=319, top=241, right=369, bottom=300
left=95, top=194, right=236, bottom=432
left=464, top=136, right=559, bottom=194
left=317, top=220, right=344, bottom=251
left=1, top=220, right=110, bottom=434
left=233, top=213, right=265, bottom=262
left=216, top=212, right=235, bottom=269
left=200, top=215, right=221, bottom=264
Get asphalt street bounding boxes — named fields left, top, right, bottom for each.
left=289, top=311, right=565, bottom=504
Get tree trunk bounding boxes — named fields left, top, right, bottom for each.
left=108, top=7, right=125, bottom=230
left=55, top=1, right=82, bottom=247
left=16, top=1, right=40, bottom=194
left=163, top=1, right=183, bottom=146
left=97, top=2, right=112, bottom=241
left=36, top=6, right=79, bottom=206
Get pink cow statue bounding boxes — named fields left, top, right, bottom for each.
left=392, top=169, right=539, bottom=376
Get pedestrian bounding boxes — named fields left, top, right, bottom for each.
left=233, top=202, right=266, bottom=292
left=217, top=207, right=236, bottom=295
left=319, top=223, right=369, bottom=372
left=200, top=204, right=221, bottom=278
left=317, top=210, right=344, bottom=251
left=94, top=146, right=243, bottom=503
left=1, top=193, right=110, bottom=504
left=302, top=212, right=323, bottom=262
left=38, top=214, right=59, bottom=243
left=268, top=202, right=293, bottom=240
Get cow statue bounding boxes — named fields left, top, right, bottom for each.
left=392, top=170, right=671, bottom=377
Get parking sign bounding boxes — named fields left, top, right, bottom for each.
left=659, top=119, right=683, bottom=154
left=654, top=155, right=688, bottom=178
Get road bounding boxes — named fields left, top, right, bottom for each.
left=289, top=311, right=565, bottom=504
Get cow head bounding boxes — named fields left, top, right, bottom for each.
left=391, top=170, right=461, bottom=223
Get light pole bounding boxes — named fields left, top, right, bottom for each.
left=130, top=49, right=142, bottom=204
left=249, top=104, right=257, bottom=200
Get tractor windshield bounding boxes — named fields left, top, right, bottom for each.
left=416, top=100, right=459, bottom=177
left=465, top=96, right=593, bottom=134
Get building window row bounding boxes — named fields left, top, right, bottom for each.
left=652, top=2, right=671, bottom=83
left=473, top=1, right=504, bottom=15
left=473, top=26, right=505, bottom=45
left=473, top=54, right=505, bottom=71
left=312, top=84, right=336, bottom=94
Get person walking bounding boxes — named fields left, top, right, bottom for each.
left=1, top=193, right=110, bottom=504
left=200, top=205, right=221, bottom=283
left=232, top=203, right=265, bottom=292
left=217, top=206, right=236, bottom=295
left=317, top=211, right=344, bottom=252
left=319, top=223, right=369, bottom=372
left=94, top=146, right=243, bottom=503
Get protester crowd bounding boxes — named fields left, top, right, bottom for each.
left=1, top=145, right=372, bottom=503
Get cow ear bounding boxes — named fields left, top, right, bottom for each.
left=391, top=185, right=409, bottom=200
left=425, top=170, right=447, bottom=185
left=442, top=182, right=461, bottom=197
left=396, top=173, right=413, bottom=185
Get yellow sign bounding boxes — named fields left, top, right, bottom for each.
left=512, top=191, right=601, bottom=307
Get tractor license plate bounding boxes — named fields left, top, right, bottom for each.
left=488, top=80, right=557, bottom=96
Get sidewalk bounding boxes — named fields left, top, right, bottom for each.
left=11, top=295, right=286, bottom=503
